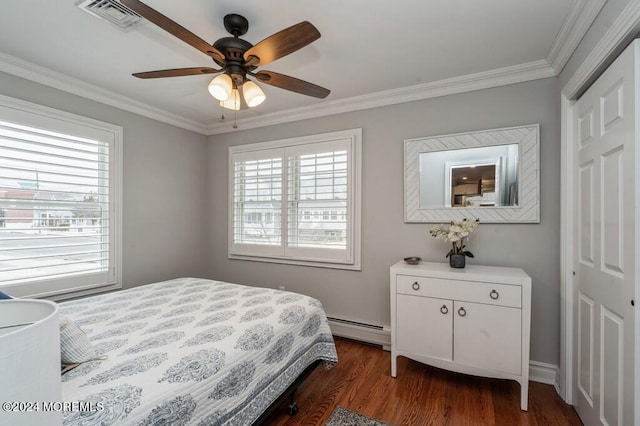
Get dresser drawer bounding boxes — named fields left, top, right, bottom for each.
left=396, top=275, right=521, bottom=308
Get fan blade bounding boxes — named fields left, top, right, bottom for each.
left=243, top=21, right=320, bottom=67
left=254, top=71, right=330, bottom=98
left=121, top=0, right=225, bottom=62
left=133, top=67, right=222, bottom=79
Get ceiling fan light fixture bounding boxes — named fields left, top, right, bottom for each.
left=242, top=81, right=266, bottom=107
left=220, top=88, right=241, bottom=110
left=208, top=73, right=232, bottom=101
left=126, top=2, right=331, bottom=115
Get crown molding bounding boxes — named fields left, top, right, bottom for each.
left=0, top=35, right=566, bottom=138
left=0, top=50, right=557, bottom=137
left=207, top=60, right=556, bottom=135
left=563, top=0, right=640, bottom=99
left=546, top=0, right=607, bottom=75
left=0, top=52, right=209, bottom=135
left=0, top=50, right=555, bottom=137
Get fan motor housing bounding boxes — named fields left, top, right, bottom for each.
left=213, top=36, right=254, bottom=85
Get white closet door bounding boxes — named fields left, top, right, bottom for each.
left=572, top=40, right=637, bottom=426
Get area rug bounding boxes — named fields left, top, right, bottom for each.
left=325, top=406, right=390, bottom=426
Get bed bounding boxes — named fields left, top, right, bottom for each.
left=58, top=277, right=338, bottom=425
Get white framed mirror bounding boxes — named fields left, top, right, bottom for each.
left=404, top=124, right=539, bottom=223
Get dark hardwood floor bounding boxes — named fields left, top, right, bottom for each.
left=265, top=337, right=582, bottom=426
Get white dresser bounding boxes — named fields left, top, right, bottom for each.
left=390, top=260, right=532, bottom=410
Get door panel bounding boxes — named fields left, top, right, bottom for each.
left=579, top=162, right=594, bottom=266
left=396, top=294, right=453, bottom=361
left=453, top=301, right=521, bottom=375
left=600, top=81, right=624, bottom=133
left=600, top=306, right=623, bottom=426
left=578, top=292, right=594, bottom=406
left=572, top=40, right=636, bottom=426
left=578, top=108, right=594, bottom=148
left=600, top=146, right=624, bottom=276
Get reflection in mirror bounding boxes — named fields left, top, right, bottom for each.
left=451, top=164, right=497, bottom=207
left=418, top=144, right=519, bottom=208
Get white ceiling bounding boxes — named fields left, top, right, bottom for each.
left=0, top=0, right=595, bottom=134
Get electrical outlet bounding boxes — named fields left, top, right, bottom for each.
left=278, top=285, right=286, bottom=291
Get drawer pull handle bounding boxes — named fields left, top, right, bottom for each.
left=458, top=307, right=467, bottom=317
left=440, top=305, right=448, bottom=315
left=412, top=282, right=420, bottom=291
left=490, top=290, right=499, bottom=300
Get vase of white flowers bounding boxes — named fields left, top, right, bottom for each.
left=428, top=218, right=480, bottom=268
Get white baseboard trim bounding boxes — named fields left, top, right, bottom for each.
left=529, top=360, right=559, bottom=385
left=328, top=317, right=391, bottom=350
left=328, top=318, right=560, bottom=386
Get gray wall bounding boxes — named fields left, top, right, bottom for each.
left=0, top=71, right=563, bottom=365
left=0, top=71, right=211, bottom=289
left=208, top=77, right=561, bottom=365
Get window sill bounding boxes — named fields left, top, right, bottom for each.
left=3, top=280, right=122, bottom=302
left=228, top=253, right=361, bottom=271
left=46, top=282, right=123, bottom=302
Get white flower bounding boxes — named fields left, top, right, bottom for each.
left=428, top=218, right=480, bottom=256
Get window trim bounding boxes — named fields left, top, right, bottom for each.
left=0, top=94, right=122, bottom=300
left=228, top=128, right=362, bottom=270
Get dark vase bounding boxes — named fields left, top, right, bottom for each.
left=449, top=254, right=466, bottom=268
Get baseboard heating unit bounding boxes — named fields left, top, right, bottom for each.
left=327, top=317, right=391, bottom=350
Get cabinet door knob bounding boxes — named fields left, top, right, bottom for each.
left=458, top=307, right=467, bottom=317
left=490, top=289, right=499, bottom=300
left=440, top=305, right=448, bottom=315
left=412, top=282, right=420, bottom=291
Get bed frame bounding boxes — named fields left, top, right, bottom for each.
left=252, top=360, right=322, bottom=424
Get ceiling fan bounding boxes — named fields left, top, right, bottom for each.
left=120, top=0, right=330, bottom=111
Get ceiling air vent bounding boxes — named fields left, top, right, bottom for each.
left=76, top=0, right=142, bottom=31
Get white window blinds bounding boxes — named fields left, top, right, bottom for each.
left=0, top=95, right=121, bottom=298
left=229, top=129, right=361, bottom=269
left=232, top=153, right=282, bottom=249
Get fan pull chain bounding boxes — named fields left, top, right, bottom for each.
left=219, top=89, right=239, bottom=128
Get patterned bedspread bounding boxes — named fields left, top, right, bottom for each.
left=58, top=278, right=338, bottom=425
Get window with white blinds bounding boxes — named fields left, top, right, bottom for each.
left=0, top=95, right=122, bottom=299
left=229, top=129, right=361, bottom=269
left=232, top=153, right=282, bottom=252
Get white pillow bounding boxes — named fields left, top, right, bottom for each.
left=59, top=315, right=97, bottom=365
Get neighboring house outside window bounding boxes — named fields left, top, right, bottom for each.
left=229, top=129, right=362, bottom=270
left=0, top=95, right=122, bottom=299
